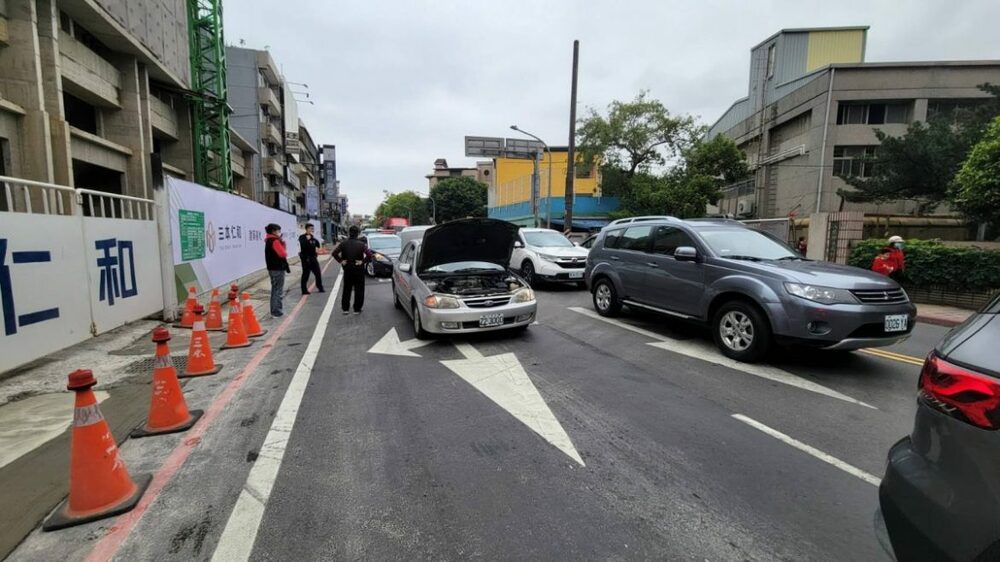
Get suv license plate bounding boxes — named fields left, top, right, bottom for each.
left=569, top=271, right=584, bottom=279
left=479, top=313, right=505, bottom=328
left=884, top=314, right=908, bottom=332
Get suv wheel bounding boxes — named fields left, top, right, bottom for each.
left=713, top=301, right=771, bottom=362
left=521, top=260, right=537, bottom=286
left=592, top=279, right=622, bottom=317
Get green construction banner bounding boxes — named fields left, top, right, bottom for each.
left=178, top=209, right=205, bottom=261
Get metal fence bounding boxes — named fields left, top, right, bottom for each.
left=1, top=176, right=154, bottom=221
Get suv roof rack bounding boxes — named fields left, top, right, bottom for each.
left=608, top=215, right=678, bottom=226
left=685, top=218, right=744, bottom=226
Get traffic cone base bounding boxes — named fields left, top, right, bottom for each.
left=131, top=409, right=203, bottom=438
left=179, top=364, right=223, bottom=378
left=221, top=340, right=253, bottom=349
left=43, top=474, right=152, bottom=531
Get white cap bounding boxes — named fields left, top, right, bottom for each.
left=888, top=235, right=904, bottom=243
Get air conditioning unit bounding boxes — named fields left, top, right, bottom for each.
left=737, top=199, right=755, bottom=216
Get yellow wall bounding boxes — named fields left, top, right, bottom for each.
left=806, top=30, right=865, bottom=71
left=493, top=152, right=600, bottom=206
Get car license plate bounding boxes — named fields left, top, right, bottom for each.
left=479, top=313, right=505, bottom=328
left=884, top=314, right=908, bottom=332
left=568, top=271, right=584, bottom=279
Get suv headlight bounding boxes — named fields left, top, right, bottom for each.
left=537, top=253, right=560, bottom=262
left=423, top=294, right=460, bottom=309
left=784, top=283, right=858, bottom=305
left=510, top=287, right=535, bottom=303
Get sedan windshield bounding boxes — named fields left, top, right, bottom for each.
left=524, top=231, right=574, bottom=248
left=424, top=261, right=504, bottom=274
left=699, top=229, right=798, bottom=260
left=368, top=236, right=401, bottom=251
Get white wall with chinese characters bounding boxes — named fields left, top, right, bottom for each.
left=0, top=213, right=93, bottom=373
left=83, top=216, right=164, bottom=334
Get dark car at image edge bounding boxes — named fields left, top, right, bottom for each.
left=878, top=293, right=1000, bottom=562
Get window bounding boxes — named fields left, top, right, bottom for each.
left=399, top=244, right=414, bottom=266
left=652, top=226, right=696, bottom=256
left=63, top=92, right=98, bottom=134
left=837, top=102, right=910, bottom=125
left=766, top=44, right=776, bottom=78
left=603, top=229, right=624, bottom=249
left=927, top=100, right=984, bottom=121
left=620, top=225, right=652, bottom=252
left=833, top=146, right=877, bottom=178
left=523, top=231, right=574, bottom=248
left=699, top=228, right=796, bottom=260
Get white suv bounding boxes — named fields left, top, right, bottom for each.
left=510, top=228, right=589, bottom=286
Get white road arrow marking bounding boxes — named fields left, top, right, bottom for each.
left=569, top=307, right=875, bottom=409
left=442, top=342, right=585, bottom=466
left=367, top=327, right=433, bottom=357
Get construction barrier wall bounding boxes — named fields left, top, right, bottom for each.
left=1, top=180, right=163, bottom=373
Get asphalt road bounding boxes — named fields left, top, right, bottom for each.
left=9, top=265, right=950, bottom=561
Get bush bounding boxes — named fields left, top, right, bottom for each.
left=848, top=239, right=1000, bottom=292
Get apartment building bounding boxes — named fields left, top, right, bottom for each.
left=707, top=27, right=1000, bottom=219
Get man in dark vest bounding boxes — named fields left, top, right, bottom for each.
left=264, top=223, right=291, bottom=317
left=298, top=223, right=325, bottom=295
left=332, top=225, right=371, bottom=315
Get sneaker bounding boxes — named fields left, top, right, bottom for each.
left=302, top=290, right=311, bottom=295
left=353, top=310, right=362, bottom=315
left=272, top=311, right=284, bottom=317
left=342, top=310, right=350, bottom=315
left=317, top=288, right=325, bottom=293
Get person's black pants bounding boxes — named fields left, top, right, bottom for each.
left=301, top=257, right=323, bottom=292
left=342, top=268, right=365, bottom=312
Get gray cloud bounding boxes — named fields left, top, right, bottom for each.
left=226, top=0, right=1000, bottom=214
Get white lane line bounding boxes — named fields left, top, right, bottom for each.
left=568, top=307, right=876, bottom=409
left=211, top=272, right=343, bottom=562
left=732, top=414, right=881, bottom=486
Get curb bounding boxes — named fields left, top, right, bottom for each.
left=915, top=315, right=965, bottom=328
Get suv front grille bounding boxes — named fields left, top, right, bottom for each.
left=555, top=260, right=586, bottom=269
left=851, top=288, right=908, bottom=304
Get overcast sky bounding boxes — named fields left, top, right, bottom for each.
left=225, top=0, right=1000, bottom=215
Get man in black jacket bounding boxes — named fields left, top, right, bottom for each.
left=298, top=223, right=325, bottom=295
left=264, top=223, right=291, bottom=317
left=332, top=225, right=370, bottom=315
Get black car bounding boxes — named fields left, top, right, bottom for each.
left=879, top=293, right=1000, bottom=561
left=365, top=234, right=402, bottom=277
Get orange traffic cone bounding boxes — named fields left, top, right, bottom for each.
left=205, top=289, right=224, bottom=331
left=42, top=370, right=152, bottom=531
left=176, top=287, right=199, bottom=329
left=241, top=292, right=268, bottom=338
left=221, top=291, right=252, bottom=349
left=180, top=305, right=223, bottom=378
left=131, top=327, right=203, bottom=438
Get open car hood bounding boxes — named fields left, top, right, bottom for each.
left=417, top=218, right=519, bottom=274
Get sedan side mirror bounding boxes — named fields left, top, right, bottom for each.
left=397, top=263, right=411, bottom=273
left=514, top=241, right=524, bottom=248
left=674, top=246, right=698, bottom=262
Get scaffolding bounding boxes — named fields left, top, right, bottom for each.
left=187, top=0, right=232, bottom=191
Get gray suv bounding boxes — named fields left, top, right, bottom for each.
left=585, top=217, right=916, bottom=362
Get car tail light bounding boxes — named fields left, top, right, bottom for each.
left=918, top=353, right=1000, bottom=430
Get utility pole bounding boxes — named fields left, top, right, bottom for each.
left=564, top=40, right=579, bottom=235
left=531, top=152, right=540, bottom=227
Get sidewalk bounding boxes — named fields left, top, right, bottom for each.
left=915, top=302, right=975, bottom=328
left=0, top=256, right=330, bottom=560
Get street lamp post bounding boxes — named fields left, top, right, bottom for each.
left=511, top=125, right=552, bottom=229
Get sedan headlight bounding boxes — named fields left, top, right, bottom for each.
left=537, top=253, right=560, bottom=262
left=784, top=283, right=858, bottom=305
left=374, top=252, right=392, bottom=263
left=510, top=287, right=535, bottom=303
left=423, top=294, right=461, bottom=309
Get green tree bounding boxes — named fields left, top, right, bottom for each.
left=952, top=116, right=1000, bottom=229
left=429, top=177, right=488, bottom=222
left=840, top=83, right=1000, bottom=212
left=374, top=191, right=431, bottom=225
left=577, top=91, right=700, bottom=177
left=683, top=135, right=750, bottom=185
